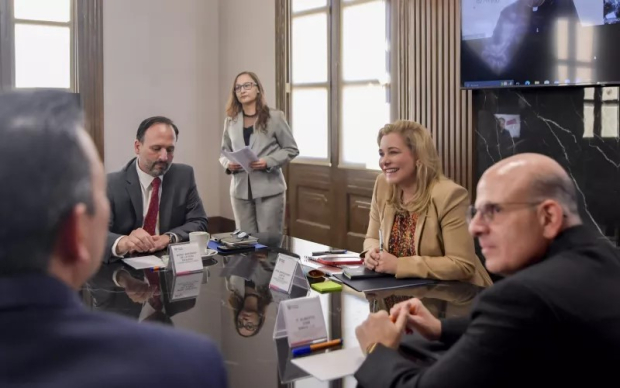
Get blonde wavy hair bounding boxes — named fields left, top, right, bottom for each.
left=378, top=120, right=444, bottom=214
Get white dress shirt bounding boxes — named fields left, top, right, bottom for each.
left=111, top=161, right=165, bottom=257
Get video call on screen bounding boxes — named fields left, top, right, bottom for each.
left=461, top=0, right=620, bottom=88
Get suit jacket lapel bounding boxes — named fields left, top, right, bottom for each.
left=125, top=159, right=144, bottom=227
left=249, top=129, right=258, bottom=149
left=414, top=208, right=428, bottom=255
left=158, top=167, right=174, bottom=234
left=231, top=113, right=245, bottom=151
left=249, top=117, right=259, bottom=149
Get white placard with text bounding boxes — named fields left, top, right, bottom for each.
left=276, top=296, right=328, bottom=347
left=169, top=243, right=203, bottom=275
left=269, top=254, right=301, bottom=293
left=170, top=272, right=203, bottom=301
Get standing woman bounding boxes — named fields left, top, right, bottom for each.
left=220, top=71, right=299, bottom=234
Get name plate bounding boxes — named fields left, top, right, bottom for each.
left=170, top=271, right=203, bottom=301
left=169, top=242, right=203, bottom=275
left=280, top=296, right=328, bottom=347
left=269, top=254, right=300, bottom=293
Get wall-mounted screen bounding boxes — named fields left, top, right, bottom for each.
left=461, top=0, right=620, bottom=88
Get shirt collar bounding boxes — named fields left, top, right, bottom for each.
left=545, top=225, right=602, bottom=259
left=0, top=273, right=83, bottom=312
left=135, top=159, right=165, bottom=190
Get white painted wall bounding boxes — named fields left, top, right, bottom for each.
left=104, top=0, right=275, bottom=219
left=104, top=0, right=221, bottom=217
left=218, top=0, right=276, bottom=220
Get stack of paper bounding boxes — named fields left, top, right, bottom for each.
left=122, top=255, right=166, bottom=270
left=300, top=257, right=344, bottom=275
left=291, top=347, right=365, bottom=381
left=221, top=146, right=259, bottom=172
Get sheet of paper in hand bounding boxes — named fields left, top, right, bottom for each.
left=221, top=146, right=259, bottom=172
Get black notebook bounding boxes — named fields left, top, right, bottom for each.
left=333, top=274, right=436, bottom=292
left=343, top=267, right=392, bottom=280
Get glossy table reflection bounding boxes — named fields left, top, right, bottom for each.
left=82, top=234, right=484, bottom=388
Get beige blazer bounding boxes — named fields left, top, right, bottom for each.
left=363, top=174, right=492, bottom=287
left=219, top=109, right=299, bottom=200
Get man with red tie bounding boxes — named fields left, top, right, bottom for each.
left=106, top=116, right=208, bottom=262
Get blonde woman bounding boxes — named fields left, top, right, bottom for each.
left=363, top=121, right=492, bottom=287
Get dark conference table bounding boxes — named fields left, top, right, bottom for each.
left=82, top=234, right=484, bottom=387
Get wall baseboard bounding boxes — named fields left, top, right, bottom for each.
left=208, top=216, right=236, bottom=233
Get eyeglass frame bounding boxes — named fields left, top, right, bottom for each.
left=236, top=312, right=265, bottom=332
left=234, top=82, right=258, bottom=93
left=236, top=320, right=259, bottom=331
left=467, top=202, right=543, bottom=224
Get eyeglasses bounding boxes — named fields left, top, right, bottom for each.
left=236, top=315, right=264, bottom=332
left=467, top=202, right=541, bottom=224
left=236, top=320, right=258, bottom=331
left=234, top=82, right=257, bottom=92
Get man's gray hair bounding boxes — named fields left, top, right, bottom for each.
left=530, top=171, right=579, bottom=216
left=0, top=90, right=93, bottom=275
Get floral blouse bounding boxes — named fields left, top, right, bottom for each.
left=388, top=211, right=418, bottom=258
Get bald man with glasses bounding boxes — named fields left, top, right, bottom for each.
left=353, top=153, right=620, bottom=388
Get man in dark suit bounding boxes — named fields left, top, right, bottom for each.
left=0, top=91, right=227, bottom=388
left=354, top=153, right=620, bottom=387
left=106, top=116, right=208, bottom=262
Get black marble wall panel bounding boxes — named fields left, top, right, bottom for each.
left=473, top=86, right=620, bottom=244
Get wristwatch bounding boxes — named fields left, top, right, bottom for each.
left=164, top=232, right=178, bottom=244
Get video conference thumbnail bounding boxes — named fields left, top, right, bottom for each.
left=461, top=0, right=620, bottom=87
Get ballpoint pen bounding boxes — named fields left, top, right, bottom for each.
left=324, top=273, right=342, bottom=283
left=150, top=266, right=166, bottom=272
left=312, top=249, right=347, bottom=256
left=379, top=229, right=384, bottom=252
left=291, top=338, right=343, bottom=357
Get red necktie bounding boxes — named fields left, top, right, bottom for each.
left=143, top=177, right=161, bottom=235
left=144, top=270, right=163, bottom=311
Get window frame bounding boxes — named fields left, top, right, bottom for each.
left=584, top=87, right=620, bottom=139
left=279, top=0, right=397, bottom=170
left=338, top=0, right=393, bottom=169
left=0, top=0, right=104, bottom=160
left=11, top=0, right=76, bottom=90
left=291, top=3, right=331, bottom=164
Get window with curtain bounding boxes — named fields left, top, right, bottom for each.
left=288, top=0, right=392, bottom=167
